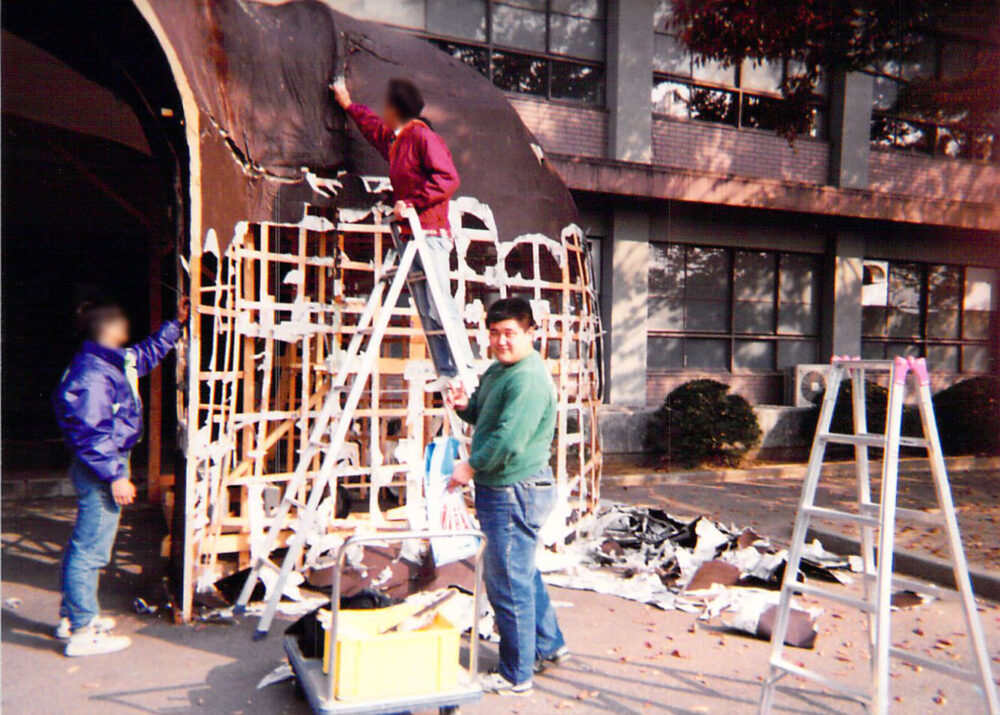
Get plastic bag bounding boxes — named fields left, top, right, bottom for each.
left=423, top=437, right=479, bottom=566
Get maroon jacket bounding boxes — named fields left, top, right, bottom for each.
left=346, top=103, right=460, bottom=232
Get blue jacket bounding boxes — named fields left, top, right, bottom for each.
left=53, top=321, right=182, bottom=482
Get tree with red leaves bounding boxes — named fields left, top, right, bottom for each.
left=669, top=0, right=998, bottom=142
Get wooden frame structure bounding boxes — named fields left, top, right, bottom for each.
left=176, top=194, right=603, bottom=619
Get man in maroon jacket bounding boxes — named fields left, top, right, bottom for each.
left=333, top=78, right=475, bottom=386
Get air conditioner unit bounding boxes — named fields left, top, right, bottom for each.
left=785, top=364, right=833, bottom=407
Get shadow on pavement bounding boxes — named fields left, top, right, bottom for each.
left=532, top=653, right=856, bottom=715
left=2, top=498, right=313, bottom=713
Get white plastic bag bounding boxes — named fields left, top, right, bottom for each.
left=423, top=437, right=479, bottom=566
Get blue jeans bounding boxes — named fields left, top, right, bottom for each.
left=475, top=467, right=566, bottom=685
left=408, top=235, right=476, bottom=379
left=60, top=458, right=124, bottom=630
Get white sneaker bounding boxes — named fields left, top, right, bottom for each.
left=55, top=615, right=117, bottom=640
left=64, top=627, right=131, bottom=657
left=479, top=671, right=532, bottom=696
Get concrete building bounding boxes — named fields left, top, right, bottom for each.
left=338, top=0, right=999, bottom=444
left=2, top=1, right=995, bottom=469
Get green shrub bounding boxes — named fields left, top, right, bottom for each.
left=801, top=379, right=888, bottom=440
left=644, top=379, right=762, bottom=468
left=932, top=376, right=1000, bottom=455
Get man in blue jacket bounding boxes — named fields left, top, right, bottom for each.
left=52, top=296, right=189, bottom=656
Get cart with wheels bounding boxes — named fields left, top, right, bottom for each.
left=284, top=529, right=486, bottom=715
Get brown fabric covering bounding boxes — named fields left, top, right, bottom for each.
left=140, top=0, right=578, bottom=251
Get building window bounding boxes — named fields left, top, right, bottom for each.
left=647, top=243, right=823, bottom=372
left=385, top=0, right=605, bottom=105
left=868, top=34, right=997, bottom=162
left=652, top=6, right=828, bottom=138
left=862, top=260, right=998, bottom=372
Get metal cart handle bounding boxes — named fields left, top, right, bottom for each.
left=325, top=529, right=487, bottom=703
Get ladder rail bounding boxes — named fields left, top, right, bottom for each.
left=235, top=208, right=485, bottom=639
left=871, top=362, right=907, bottom=715
left=916, top=376, right=1000, bottom=712
left=759, top=364, right=846, bottom=715
left=759, top=357, right=999, bottom=715
left=391, top=211, right=477, bottom=453
left=231, top=246, right=400, bottom=613
left=248, top=237, right=422, bottom=636
left=391, top=211, right=479, bottom=393
left=850, top=367, right=878, bottom=666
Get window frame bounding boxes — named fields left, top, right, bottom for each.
left=647, top=243, right=824, bottom=373
left=866, top=31, right=998, bottom=164
left=651, top=24, right=829, bottom=139
left=402, top=0, right=608, bottom=106
left=651, top=71, right=829, bottom=140
left=861, top=259, right=998, bottom=373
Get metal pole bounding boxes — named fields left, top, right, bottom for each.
left=872, top=357, right=908, bottom=714
left=850, top=367, right=878, bottom=671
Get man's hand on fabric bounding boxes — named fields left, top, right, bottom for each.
left=448, top=461, right=474, bottom=491
left=176, top=296, right=191, bottom=323
left=392, top=200, right=409, bottom=222
left=444, top=380, right=469, bottom=410
left=331, top=82, right=352, bottom=109
left=331, top=82, right=352, bottom=110
left=111, top=478, right=136, bottom=506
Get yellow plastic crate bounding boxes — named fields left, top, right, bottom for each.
left=323, top=603, right=461, bottom=700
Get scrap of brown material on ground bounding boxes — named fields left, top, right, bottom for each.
left=605, top=461, right=1000, bottom=572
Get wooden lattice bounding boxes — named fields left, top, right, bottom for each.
left=177, top=195, right=602, bottom=616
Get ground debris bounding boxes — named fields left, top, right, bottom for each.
left=256, top=662, right=295, bottom=689
left=540, top=503, right=846, bottom=647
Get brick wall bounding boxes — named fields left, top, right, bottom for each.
left=652, top=117, right=829, bottom=185
left=509, top=98, right=607, bottom=159
left=647, top=371, right=785, bottom=408
left=869, top=149, right=1000, bottom=204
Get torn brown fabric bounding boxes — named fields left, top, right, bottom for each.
left=137, top=0, right=577, bottom=250
left=685, top=560, right=741, bottom=592
left=304, top=545, right=476, bottom=598
left=757, top=604, right=818, bottom=649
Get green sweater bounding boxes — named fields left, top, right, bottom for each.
left=455, top=351, right=556, bottom=487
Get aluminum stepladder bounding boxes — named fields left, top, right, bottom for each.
left=233, top=207, right=478, bottom=638
left=758, top=356, right=999, bottom=714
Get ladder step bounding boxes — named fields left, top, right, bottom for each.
left=860, top=502, right=943, bottom=525
left=284, top=498, right=307, bottom=510
left=889, top=647, right=981, bottom=683
left=802, top=505, right=879, bottom=527
left=830, top=359, right=895, bottom=370
left=819, top=433, right=928, bottom=449
left=770, top=658, right=870, bottom=702
left=859, top=574, right=951, bottom=601
left=787, top=581, right=875, bottom=612
left=379, top=268, right=426, bottom=283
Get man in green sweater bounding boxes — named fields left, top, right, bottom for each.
left=446, top=297, right=567, bottom=696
